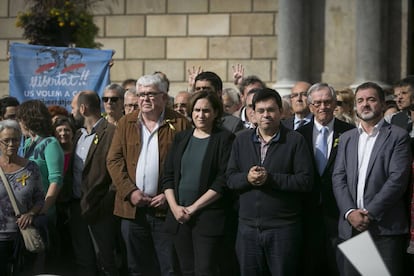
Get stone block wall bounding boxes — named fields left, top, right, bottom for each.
left=0, top=0, right=278, bottom=96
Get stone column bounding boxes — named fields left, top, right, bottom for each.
left=274, top=0, right=307, bottom=96
left=351, top=0, right=388, bottom=89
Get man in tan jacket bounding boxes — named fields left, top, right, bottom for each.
left=107, top=74, right=191, bottom=276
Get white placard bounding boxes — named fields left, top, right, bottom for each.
left=338, top=231, right=390, bottom=276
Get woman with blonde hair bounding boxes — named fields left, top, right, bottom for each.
left=334, top=88, right=356, bottom=125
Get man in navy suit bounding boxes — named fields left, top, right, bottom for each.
left=282, top=81, right=313, bottom=130
left=297, top=83, right=355, bottom=276
left=333, top=82, right=411, bottom=276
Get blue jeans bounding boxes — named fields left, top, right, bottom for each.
left=121, top=210, right=178, bottom=276
left=236, top=222, right=302, bottom=276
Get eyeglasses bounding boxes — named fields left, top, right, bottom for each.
left=290, top=92, right=307, bottom=99
left=336, top=100, right=342, bottom=106
left=137, top=92, right=163, bottom=99
left=124, top=104, right=139, bottom=109
left=102, top=96, right=120, bottom=103
left=0, top=138, right=20, bottom=146
left=311, top=100, right=333, bottom=108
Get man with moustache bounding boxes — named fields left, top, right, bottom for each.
left=296, top=83, right=354, bottom=275
left=333, top=82, right=411, bottom=276
left=282, top=81, right=313, bottom=130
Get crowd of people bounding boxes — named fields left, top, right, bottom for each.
left=1, top=65, right=414, bottom=276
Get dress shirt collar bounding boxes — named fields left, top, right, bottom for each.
left=357, top=118, right=384, bottom=135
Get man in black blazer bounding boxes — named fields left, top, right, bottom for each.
left=297, top=83, right=355, bottom=276
left=333, top=82, right=411, bottom=276
left=282, top=81, right=313, bottom=130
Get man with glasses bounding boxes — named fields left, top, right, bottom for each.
left=102, top=83, right=125, bottom=125
left=297, top=83, right=354, bottom=275
left=107, top=74, right=191, bottom=276
left=123, top=87, right=139, bottom=115
left=227, top=88, right=313, bottom=275
left=282, top=81, right=313, bottom=130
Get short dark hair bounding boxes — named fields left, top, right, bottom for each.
left=0, top=96, right=19, bottom=118
left=393, top=76, right=414, bottom=90
left=189, top=91, right=223, bottom=128
left=355, top=82, right=385, bottom=102
left=121, top=78, right=137, bottom=89
left=194, top=71, right=223, bottom=93
left=239, top=75, right=265, bottom=95
left=53, top=116, right=76, bottom=136
left=78, top=91, right=101, bottom=114
left=252, top=88, right=283, bottom=110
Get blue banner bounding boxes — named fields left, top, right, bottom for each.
left=9, top=43, right=113, bottom=111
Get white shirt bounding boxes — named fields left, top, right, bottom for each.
left=135, top=114, right=163, bottom=197
left=312, top=119, right=335, bottom=160
left=356, top=119, right=383, bottom=208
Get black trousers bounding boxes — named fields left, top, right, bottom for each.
left=174, top=222, right=222, bottom=276
left=68, top=200, right=121, bottom=276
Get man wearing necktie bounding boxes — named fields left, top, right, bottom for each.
left=282, top=81, right=313, bottom=130
left=297, top=83, right=355, bottom=276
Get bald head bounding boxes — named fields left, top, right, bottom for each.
left=290, top=81, right=311, bottom=117
left=174, top=91, right=191, bottom=116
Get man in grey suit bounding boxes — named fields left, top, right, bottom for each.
left=332, top=82, right=411, bottom=276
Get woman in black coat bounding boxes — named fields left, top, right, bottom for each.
left=162, top=91, right=235, bottom=276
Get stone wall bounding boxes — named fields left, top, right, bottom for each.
left=0, top=0, right=278, bottom=97
left=0, top=0, right=411, bottom=98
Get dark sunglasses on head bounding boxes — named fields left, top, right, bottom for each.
left=102, top=96, right=120, bottom=103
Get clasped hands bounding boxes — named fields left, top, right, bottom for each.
left=348, top=208, right=370, bottom=232
left=248, top=165, right=267, bottom=186
left=171, top=204, right=197, bottom=224
left=129, top=190, right=166, bottom=208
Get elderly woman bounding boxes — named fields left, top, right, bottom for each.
left=0, top=120, right=44, bottom=275
left=162, top=91, right=235, bottom=275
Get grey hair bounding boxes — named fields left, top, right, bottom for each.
left=124, top=90, right=137, bottom=98
left=0, top=119, right=22, bottom=136
left=137, top=74, right=168, bottom=93
left=104, top=83, right=125, bottom=98
left=307, top=83, right=336, bottom=104
left=222, top=87, right=241, bottom=105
